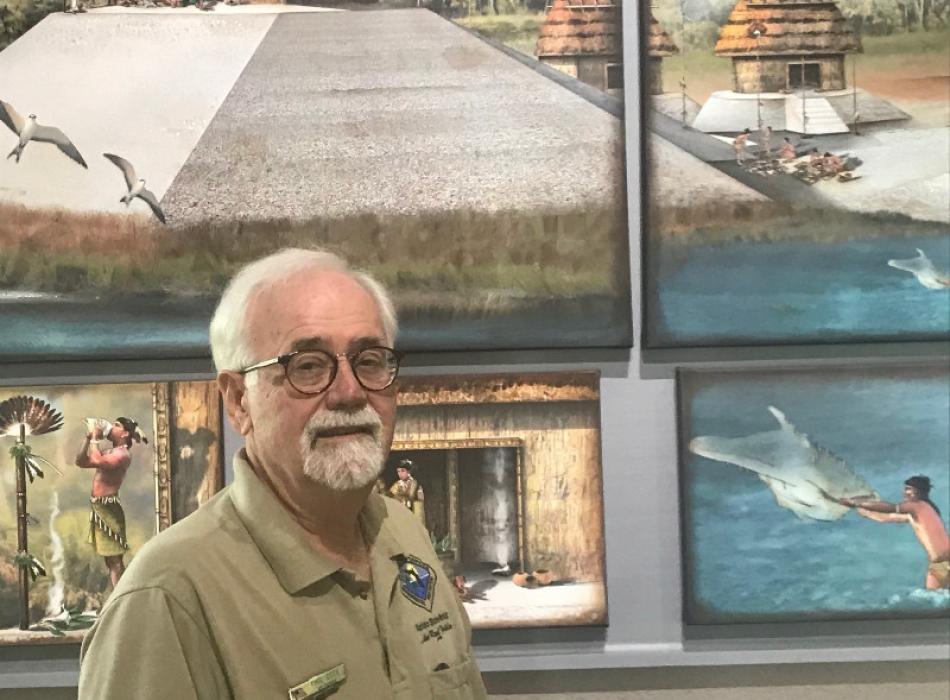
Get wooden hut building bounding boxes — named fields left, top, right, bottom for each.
left=647, top=13, right=677, bottom=95
left=536, top=0, right=623, bottom=96
left=390, top=372, right=606, bottom=629
left=715, top=0, right=860, bottom=94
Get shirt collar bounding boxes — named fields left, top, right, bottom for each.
left=229, top=452, right=407, bottom=595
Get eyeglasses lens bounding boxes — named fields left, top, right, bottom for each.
left=287, top=348, right=398, bottom=393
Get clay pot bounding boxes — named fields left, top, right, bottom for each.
left=533, top=569, right=554, bottom=586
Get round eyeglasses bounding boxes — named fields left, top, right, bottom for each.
left=240, top=346, right=402, bottom=395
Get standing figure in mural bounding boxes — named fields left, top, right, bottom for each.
left=733, top=128, right=751, bottom=165
left=75, top=417, right=147, bottom=588
left=758, top=125, right=773, bottom=159
left=390, top=458, right=426, bottom=524
left=827, top=475, right=950, bottom=590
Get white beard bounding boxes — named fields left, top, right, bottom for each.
left=299, top=406, right=384, bottom=491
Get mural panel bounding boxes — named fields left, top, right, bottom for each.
left=644, top=0, right=950, bottom=350
left=0, top=380, right=223, bottom=645
left=390, top=371, right=607, bottom=629
left=679, top=364, right=950, bottom=623
left=0, top=3, right=629, bottom=359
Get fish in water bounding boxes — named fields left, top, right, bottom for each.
left=887, top=249, right=950, bottom=290
left=689, top=406, right=878, bottom=521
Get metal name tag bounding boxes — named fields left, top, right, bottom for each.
left=288, top=664, right=346, bottom=700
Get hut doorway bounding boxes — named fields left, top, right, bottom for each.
left=387, top=438, right=526, bottom=577
left=788, top=62, right=821, bottom=90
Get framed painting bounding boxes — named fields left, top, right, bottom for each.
left=0, top=1, right=630, bottom=360
left=391, top=371, right=607, bottom=628
left=678, top=363, right=950, bottom=624
left=643, top=0, right=949, bottom=351
left=0, top=380, right=223, bottom=645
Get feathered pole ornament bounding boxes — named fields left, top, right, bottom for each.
left=0, top=395, right=64, bottom=631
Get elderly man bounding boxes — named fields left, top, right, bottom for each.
left=79, top=248, right=487, bottom=699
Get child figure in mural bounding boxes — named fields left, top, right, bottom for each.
left=827, top=475, right=950, bottom=590
left=75, top=418, right=148, bottom=588
left=389, top=458, right=425, bottom=525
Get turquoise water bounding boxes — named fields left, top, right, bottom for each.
left=651, top=233, right=950, bottom=347
left=682, top=367, right=950, bottom=623
left=0, top=292, right=631, bottom=360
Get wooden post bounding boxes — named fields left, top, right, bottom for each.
left=15, top=424, right=29, bottom=631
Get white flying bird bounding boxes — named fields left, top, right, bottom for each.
left=0, top=100, right=87, bottom=168
left=103, top=153, right=167, bottom=224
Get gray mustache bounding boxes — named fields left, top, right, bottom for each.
left=304, top=408, right=382, bottom=443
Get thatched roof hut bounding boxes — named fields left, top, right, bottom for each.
left=646, top=13, right=677, bottom=94
left=647, top=13, right=677, bottom=58
left=535, top=0, right=621, bottom=59
left=535, top=0, right=623, bottom=94
left=715, top=0, right=861, bottom=57
left=714, top=0, right=860, bottom=93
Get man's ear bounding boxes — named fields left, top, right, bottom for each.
left=218, top=371, right=253, bottom=436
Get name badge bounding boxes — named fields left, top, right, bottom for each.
left=288, top=664, right=346, bottom=700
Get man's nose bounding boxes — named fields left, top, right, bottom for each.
left=325, top=356, right=368, bottom=409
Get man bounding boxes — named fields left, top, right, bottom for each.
left=829, top=475, right=949, bottom=590
left=390, top=458, right=426, bottom=524
left=79, top=248, right=486, bottom=699
left=778, top=137, right=796, bottom=161
left=733, top=127, right=751, bottom=166
left=75, top=417, right=145, bottom=588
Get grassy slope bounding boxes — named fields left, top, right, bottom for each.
left=453, top=12, right=544, bottom=58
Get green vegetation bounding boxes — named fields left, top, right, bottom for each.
left=453, top=10, right=544, bottom=57
left=652, top=204, right=948, bottom=247
left=661, top=27, right=950, bottom=104
left=0, top=202, right=627, bottom=310
left=0, top=0, right=61, bottom=50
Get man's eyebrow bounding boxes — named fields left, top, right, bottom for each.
left=289, top=337, right=327, bottom=352
left=287, top=336, right=386, bottom=353
left=349, top=335, right=386, bottom=350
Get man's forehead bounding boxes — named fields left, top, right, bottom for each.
left=246, top=270, right=385, bottom=351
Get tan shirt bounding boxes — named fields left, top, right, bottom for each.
left=78, top=455, right=487, bottom=700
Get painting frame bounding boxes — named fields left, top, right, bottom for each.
left=393, top=370, right=608, bottom=630
left=676, top=360, right=950, bottom=627
left=638, top=0, right=950, bottom=359
left=0, top=378, right=224, bottom=646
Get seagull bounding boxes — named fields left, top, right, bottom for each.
left=0, top=100, right=87, bottom=168
left=103, top=153, right=167, bottom=224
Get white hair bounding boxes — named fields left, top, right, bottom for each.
left=209, top=247, right=398, bottom=372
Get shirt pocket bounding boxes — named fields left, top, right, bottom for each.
left=427, top=653, right=481, bottom=700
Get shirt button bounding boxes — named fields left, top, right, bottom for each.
left=359, top=590, right=369, bottom=600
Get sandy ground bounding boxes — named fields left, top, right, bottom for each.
left=812, top=127, right=950, bottom=223
left=0, top=12, right=276, bottom=212
left=461, top=570, right=605, bottom=628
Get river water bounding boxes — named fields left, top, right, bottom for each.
left=650, top=232, right=950, bottom=347
left=682, top=367, right=950, bottom=623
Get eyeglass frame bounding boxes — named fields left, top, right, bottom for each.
left=239, top=345, right=403, bottom=395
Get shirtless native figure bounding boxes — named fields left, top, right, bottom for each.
left=75, top=417, right=147, bottom=588
left=830, top=475, right=950, bottom=590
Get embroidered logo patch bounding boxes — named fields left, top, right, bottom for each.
left=398, top=555, right=436, bottom=611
